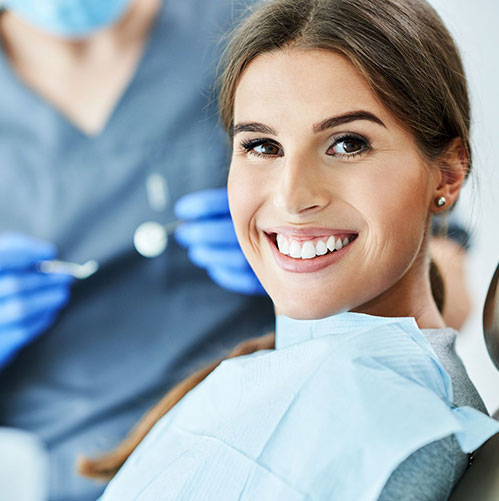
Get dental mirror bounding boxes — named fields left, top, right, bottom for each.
left=483, top=261, right=499, bottom=370
left=133, top=220, right=180, bottom=258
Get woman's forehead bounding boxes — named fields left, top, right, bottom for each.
left=233, top=48, right=391, bottom=128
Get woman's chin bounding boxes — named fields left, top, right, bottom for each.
left=272, top=295, right=347, bottom=320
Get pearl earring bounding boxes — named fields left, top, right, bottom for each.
left=436, top=196, right=446, bottom=208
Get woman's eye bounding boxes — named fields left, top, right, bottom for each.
left=327, top=135, right=369, bottom=157
left=240, top=139, right=283, bottom=157
left=254, top=143, right=280, bottom=155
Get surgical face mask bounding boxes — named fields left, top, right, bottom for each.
left=2, top=0, right=133, bottom=38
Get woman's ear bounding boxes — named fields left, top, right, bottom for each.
left=431, top=138, right=468, bottom=213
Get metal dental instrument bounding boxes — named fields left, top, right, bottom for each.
left=38, top=259, right=100, bottom=279
left=133, top=220, right=182, bottom=258
left=39, top=218, right=180, bottom=277
left=483, top=261, right=499, bottom=371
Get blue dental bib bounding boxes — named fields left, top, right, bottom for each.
left=102, top=312, right=499, bottom=500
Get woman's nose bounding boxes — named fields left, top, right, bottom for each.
left=272, top=156, right=330, bottom=216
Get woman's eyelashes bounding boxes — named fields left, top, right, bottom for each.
left=326, top=133, right=371, bottom=159
left=240, top=138, right=283, bottom=158
left=238, top=133, right=371, bottom=159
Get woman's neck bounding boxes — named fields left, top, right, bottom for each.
left=352, top=254, right=446, bottom=331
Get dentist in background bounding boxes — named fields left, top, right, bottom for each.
left=0, top=1, right=273, bottom=499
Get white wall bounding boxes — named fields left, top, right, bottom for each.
left=428, top=0, right=499, bottom=412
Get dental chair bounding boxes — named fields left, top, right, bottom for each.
left=450, top=262, right=499, bottom=500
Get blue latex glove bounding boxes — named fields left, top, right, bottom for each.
left=0, top=233, right=73, bottom=368
left=174, top=188, right=266, bottom=296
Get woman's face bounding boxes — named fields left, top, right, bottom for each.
left=228, top=49, right=439, bottom=319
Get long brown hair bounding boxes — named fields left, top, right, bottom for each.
left=219, top=0, right=471, bottom=175
left=79, top=0, right=471, bottom=481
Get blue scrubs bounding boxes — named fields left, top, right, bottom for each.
left=0, top=1, right=273, bottom=500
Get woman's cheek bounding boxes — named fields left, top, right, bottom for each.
left=228, top=163, right=257, bottom=243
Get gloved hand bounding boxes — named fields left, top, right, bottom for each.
left=0, top=233, right=73, bottom=368
left=174, top=187, right=266, bottom=296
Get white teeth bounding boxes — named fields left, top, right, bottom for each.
left=326, top=236, right=336, bottom=252
left=301, top=241, right=316, bottom=259
left=275, top=233, right=353, bottom=259
left=316, top=240, right=327, bottom=256
left=289, top=240, right=302, bottom=258
left=276, top=234, right=290, bottom=255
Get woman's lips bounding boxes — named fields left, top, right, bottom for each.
left=264, top=230, right=358, bottom=273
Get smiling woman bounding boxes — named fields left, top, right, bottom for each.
left=229, top=49, right=443, bottom=321
left=86, top=1, right=499, bottom=499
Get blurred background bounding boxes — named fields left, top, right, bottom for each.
left=0, top=2, right=497, bottom=500
left=429, top=0, right=499, bottom=413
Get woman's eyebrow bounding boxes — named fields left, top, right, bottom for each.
left=232, top=122, right=276, bottom=136
left=232, top=111, right=385, bottom=137
left=313, top=111, right=386, bottom=132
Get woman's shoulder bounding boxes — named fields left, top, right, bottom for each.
left=421, top=328, right=487, bottom=413
left=379, top=435, right=464, bottom=501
